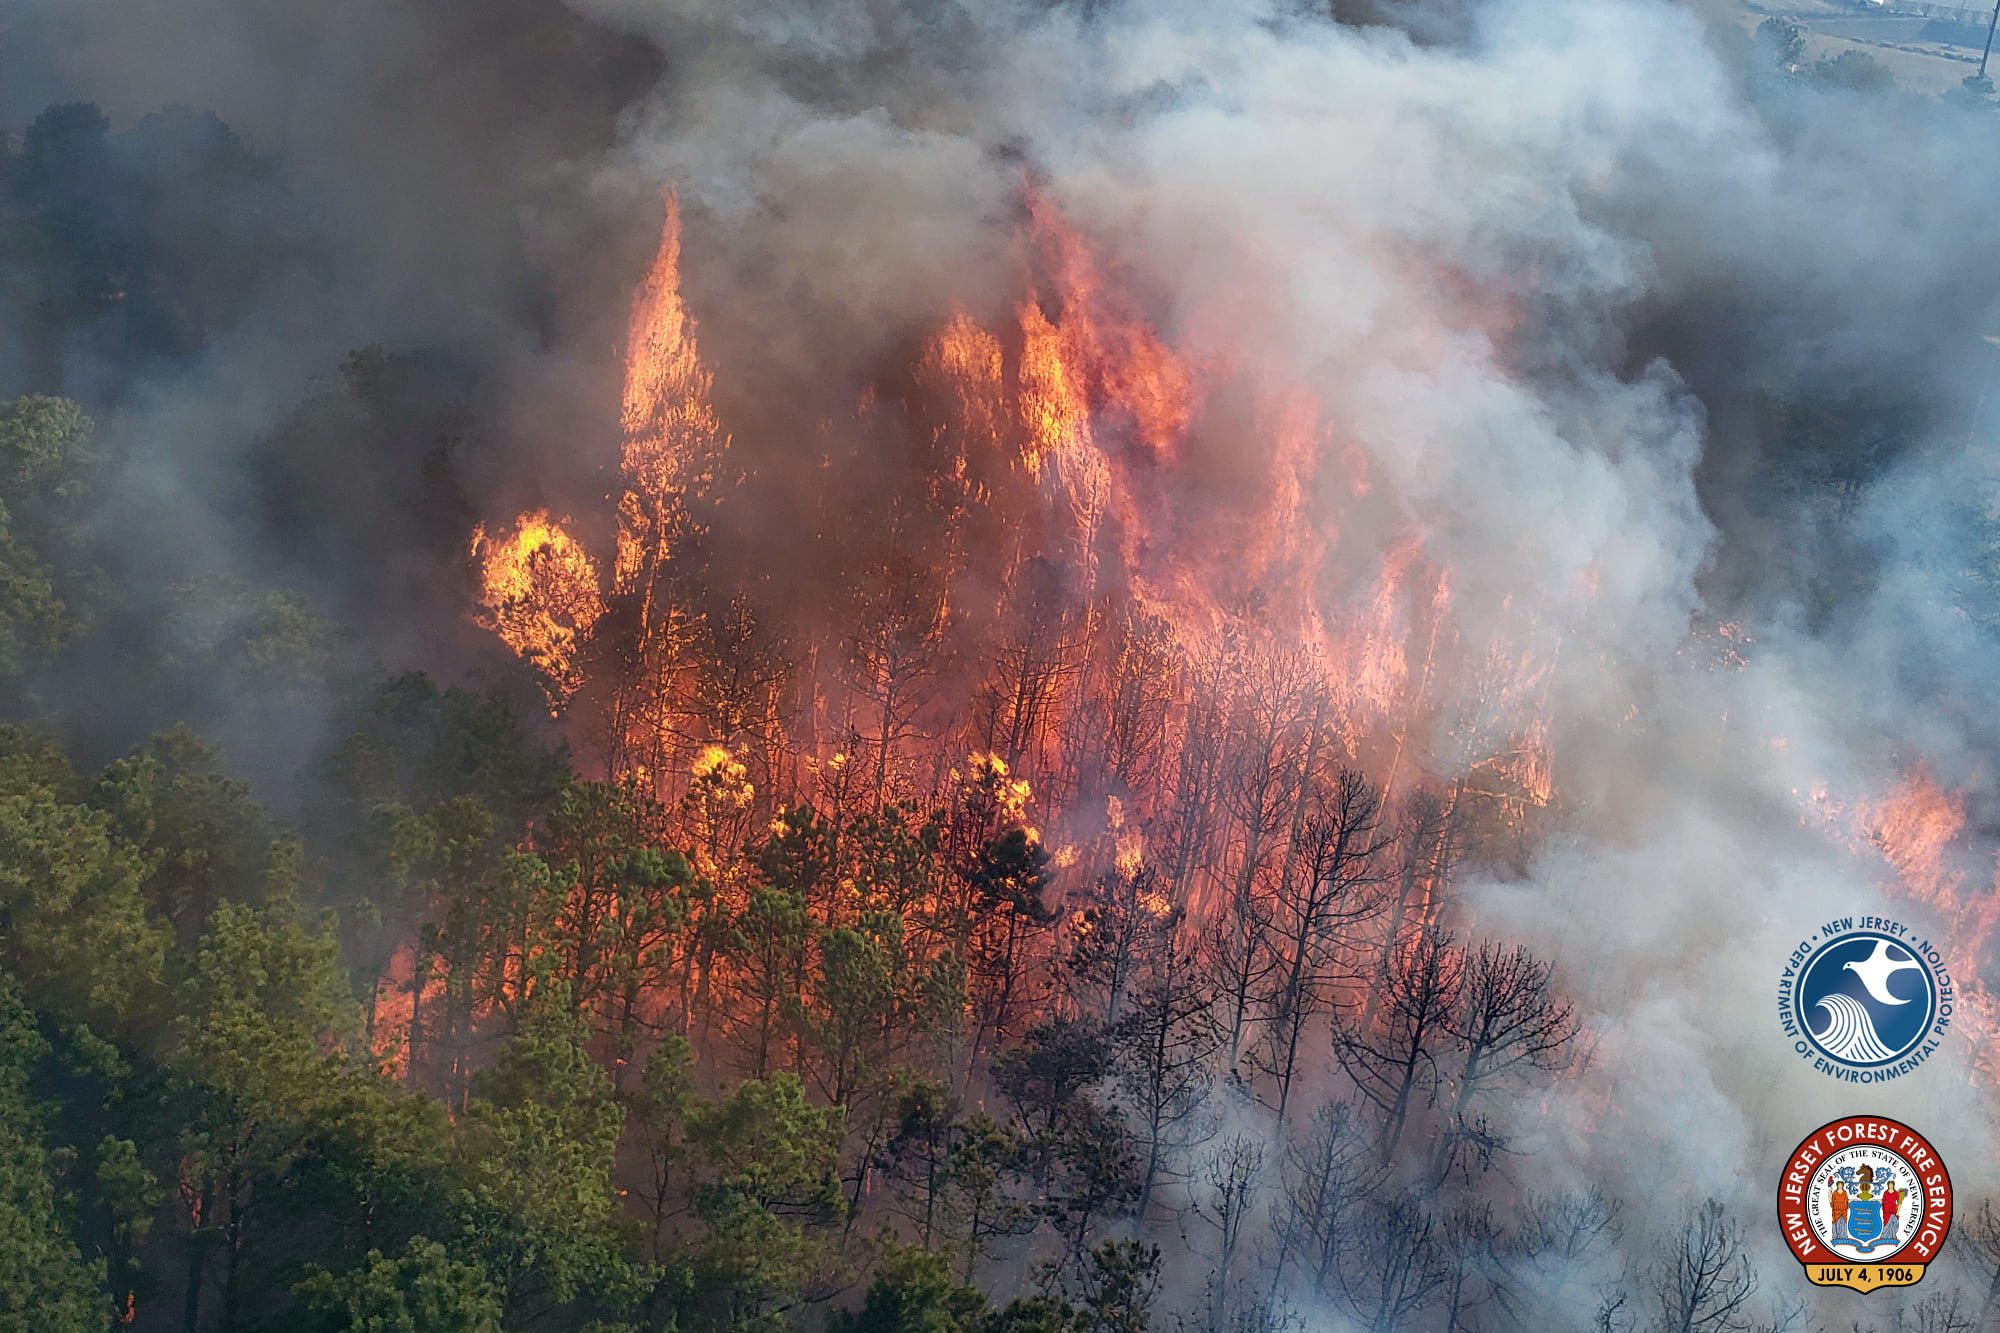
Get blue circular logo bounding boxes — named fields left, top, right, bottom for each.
left=1785, top=925, right=1948, bottom=1080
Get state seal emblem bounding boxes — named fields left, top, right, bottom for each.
left=1779, top=916, right=1951, bottom=1082
left=1777, top=1116, right=1952, bottom=1293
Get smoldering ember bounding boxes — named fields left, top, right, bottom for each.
left=7, top=0, right=2000, bottom=1330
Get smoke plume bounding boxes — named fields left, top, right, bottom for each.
left=10, top=0, right=2000, bottom=1322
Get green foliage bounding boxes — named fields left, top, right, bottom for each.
left=981, top=1297, right=1072, bottom=1333
left=91, top=725, right=283, bottom=941
left=992, top=1018, right=1107, bottom=1139
left=455, top=992, right=635, bottom=1317
left=973, top=1245, right=1160, bottom=1333
left=1752, top=18, right=1804, bottom=73
left=687, top=1071, right=845, bottom=1221
left=297, top=1236, right=504, bottom=1333
left=968, top=829, right=1055, bottom=928
left=1811, top=48, right=1892, bottom=94
left=830, top=1242, right=988, bottom=1333
left=882, top=1105, right=1033, bottom=1284
left=309, top=672, right=571, bottom=1093
left=163, top=573, right=342, bottom=699
left=89, top=1134, right=158, bottom=1241
left=802, top=908, right=963, bottom=1114
left=1746, top=20, right=1893, bottom=96
left=86, top=1132, right=159, bottom=1303
left=2, top=101, right=304, bottom=389
left=724, top=885, right=813, bottom=1078
left=174, top=898, right=357, bottom=1113
left=534, top=778, right=691, bottom=1062
left=318, top=672, right=570, bottom=827
left=0, top=397, right=98, bottom=672
left=679, top=1071, right=847, bottom=1332
left=285, top=1073, right=456, bottom=1253
left=255, top=346, right=477, bottom=584
left=629, top=1035, right=696, bottom=1253
left=0, top=978, right=108, bottom=1331
left=0, top=726, right=166, bottom=1029
left=1064, top=1240, right=1160, bottom=1333
left=166, top=897, right=365, bottom=1328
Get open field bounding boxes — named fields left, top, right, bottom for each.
left=1733, top=0, right=1993, bottom=92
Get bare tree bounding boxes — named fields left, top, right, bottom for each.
left=1840, top=1289, right=1974, bottom=1333
left=1209, top=651, right=1319, bottom=1076
left=841, top=551, right=950, bottom=804
left=1437, top=1201, right=1501, bottom=1333
left=688, top=591, right=793, bottom=766
left=1896, top=1288, right=1974, bottom=1333
left=1332, top=919, right=1464, bottom=1161
left=1249, top=766, right=1390, bottom=1128
left=1202, top=882, right=1277, bottom=1092
left=1269, top=1099, right=1383, bottom=1299
left=973, top=555, right=1086, bottom=782
left=1963, top=1198, right=2000, bottom=1328
left=1491, top=1188, right=1622, bottom=1330
left=1156, top=657, right=1231, bottom=908
left=1650, top=1199, right=1758, bottom=1333
left=1754, top=1291, right=1819, bottom=1333
left=1111, top=925, right=1220, bottom=1222
left=1430, top=941, right=1580, bottom=1182
left=1066, top=609, right=1180, bottom=811
left=1363, top=786, right=1458, bottom=1028
left=1194, top=1135, right=1265, bottom=1333
left=1069, top=863, right=1174, bottom=1026
left=1334, top=1192, right=1451, bottom=1333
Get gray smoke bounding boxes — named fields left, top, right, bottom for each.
left=565, top=0, right=2000, bottom=1317
left=8, top=0, right=2000, bottom=1322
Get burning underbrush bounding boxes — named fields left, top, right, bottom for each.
left=412, top=179, right=2000, bottom=1327
left=16, top=0, right=2000, bottom=1327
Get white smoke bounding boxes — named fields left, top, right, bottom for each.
left=575, top=0, right=2000, bottom=1317
left=10, top=0, right=1999, bottom=1319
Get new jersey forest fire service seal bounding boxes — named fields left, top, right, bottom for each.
left=1778, top=916, right=1951, bottom=1082
left=1777, top=1116, right=1952, bottom=1293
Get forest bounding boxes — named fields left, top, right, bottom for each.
left=4, top=2, right=2000, bottom=1332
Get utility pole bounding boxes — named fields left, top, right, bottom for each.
left=1982, top=0, right=2000, bottom=82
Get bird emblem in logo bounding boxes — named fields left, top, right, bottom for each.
left=1779, top=920, right=1950, bottom=1082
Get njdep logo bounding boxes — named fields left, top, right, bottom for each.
left=1779, top=917, right=1952, bottom=1082
left=1777, top=1116, right=1952, bottom=1293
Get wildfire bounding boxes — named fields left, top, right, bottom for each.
left=923, top=309, right=1008, bottom=461
left=470, top=182, right=1575, bottom=954
left=616, top=193, right=726, bottom=601
left=690, top=744, right=753, bottom=807
left=1799, top=765, right=2000, bottom=1082
left=960, top=751, right=1032, bottom=823
left=1867, top=766, right=1966, bottom=910
left=1108, top=794, right=1146, bottom=879
left=1022, top=187, right=1194, bottom=462
left=471, top=509, right=605, bottom=706
left=472, top=191, right=724, bottom=729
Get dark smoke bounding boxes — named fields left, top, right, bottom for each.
left=6, top=0, right=2000, bottom=1325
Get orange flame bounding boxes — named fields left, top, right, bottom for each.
left=471, top=185, right=1570, bottom=895
left=1851, top=767, right=2000, bottom=1081
left=472, top=509, right=604, bottom=705
left=617, top=193, right=726, bottom=601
